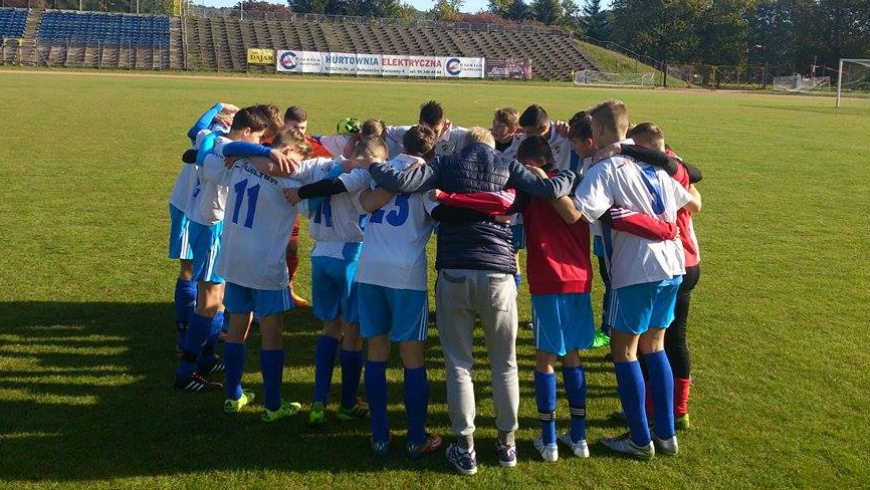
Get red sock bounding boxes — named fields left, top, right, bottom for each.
left=674, top=378, right=691, bottom=416
left=644, top=379, right=655, bottom=418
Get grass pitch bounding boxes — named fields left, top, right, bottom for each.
left=0, top=71, right=868, bottom=489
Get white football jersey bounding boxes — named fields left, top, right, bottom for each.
left=504, top=128, right=576, bottom=171
left=573, top=154, right=692, bottom=289
left=353, top=154, right=437, bottom=291
left=386, top=122, right=469, bottom=158
left=168, top=128, right=214, bottom=214
left=294, top=158, right=368, bottom=260
left=216, top=159, right=302, bottom=290
left=188, top=136, right=234, bottom=226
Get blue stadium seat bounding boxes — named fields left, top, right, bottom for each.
left=37, top=10, right=170, bottom=47
left=0, top=7, right=28, bottom=39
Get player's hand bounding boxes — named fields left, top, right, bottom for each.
left=553, top=120, right=570, bottom=137
left=220, top=103, right=240, bottom=114
left=494, top=215, right=512, bottom=224
left=593, top=143, right=622, bottom=163
left=525, top=165, right=548, bottom=178
left=429, top=189, right=443, bottom=201
left=214, top=114, right=234, bottom=128
left=270, top=149, right=299, bottom=175
left=283, top=188, right=302, bottom=205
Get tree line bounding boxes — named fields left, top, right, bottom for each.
left=282, top=0, right=869, bottom=75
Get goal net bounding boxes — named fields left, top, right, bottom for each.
left=772, top=74, right=831, bottom=93
left=573, top=70, right=655, bottom=88
left=836, top=59, right=870, bottom=108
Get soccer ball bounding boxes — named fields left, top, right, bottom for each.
left=337, top=117, right=362, bottom=135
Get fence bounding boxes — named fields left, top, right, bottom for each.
left=186, top=5, right=572, bottom=38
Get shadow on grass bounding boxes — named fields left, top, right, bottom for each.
left=0, top=301, right=619, bottom=482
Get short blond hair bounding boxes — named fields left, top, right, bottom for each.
left=467, top=126, right=495, bottom=149
left=493, top=107, right=519, bottom=126
left=589, top=99, right=629, bottom=138
left=352, top=135, right=389, bottom=162
left=627, top=122, right=665, bottom=148
left=272, top=128, right=312, bottom=158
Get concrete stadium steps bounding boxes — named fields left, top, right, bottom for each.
left=182, top=16, right=601, bottom=79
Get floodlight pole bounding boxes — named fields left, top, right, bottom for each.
left=836, top=58, right=843, bottom=108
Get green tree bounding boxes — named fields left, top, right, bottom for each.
left=506, top=0, right=532, bottom=20
left=287, top=0, right=325, bottom=13
left=532, top=0, right=562, bottom=24
left=489, top=0, right=513, bottom=16
left=432, top=0, right=462, bottom=20
left=357, top=0, right=401, bottom=17
left=697, top=0, right=750, bottom=65
left=610, top=0, right=702, bottom=62
left=582, top=0, right=610, bottom=41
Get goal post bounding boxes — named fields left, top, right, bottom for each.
left=836, top=59, right=870, bottom=108
left=573, top=70, right=655, bottom=89
left=772, top=74, right=830, bottom=93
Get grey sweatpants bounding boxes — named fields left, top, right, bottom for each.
left=436, top=268, right=519, bottom=447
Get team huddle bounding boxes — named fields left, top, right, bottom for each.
left=166, top=98, right=703, bottom=474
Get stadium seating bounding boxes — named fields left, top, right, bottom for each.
left=0, top=7, right=28, bottom=39
left=37, top=10, right=170, bottom=47
left=184, top=16, right=601, bottom=80
left=3, top=7, right=602, bottom=79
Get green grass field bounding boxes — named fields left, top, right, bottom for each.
left=1, top=71, right=868, bottom=489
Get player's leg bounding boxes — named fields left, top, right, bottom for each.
left=196, top=281, right=225, bottom=375
left=336, top=259, right=367, bottom=421
left=309, top=257, right=343, bottom=425
left=258, top=288, right=301, bottom=423
left=169, top=204, right=197, bottom=358
left=394, top=289, right=439, bottom=460
left=474, top=270, right=520, bottom=468
left=436, top=270, right=481, bottom=475
left=286, top=217, right=309, bottom=308
left=222, top=284, right=255, bottom=413
left=530, top=294, right=561, bottom=462
left=174, top=279, right=224, bottom=391
left=600, top=282, right=655, bottom=459
left=640, top=276, right=683, bottom=454
left=557, top=293, right=594, bottom=458
left=667, top=264, right=699, bottom=429
left=358, top=283, right=392, bottom=455
left=593, top=237, right=613, bottom=348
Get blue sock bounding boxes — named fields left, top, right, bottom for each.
left=224, top=342, right=245, bottom=401
left=199, top=310, right=224, bottom=367
left=260, top=349, right=285, bottom=411
left=340, top=349, right=364, bottom=409
left=365, top=360, right=389, bottom=443
left=562, top=366, right=587, bottom=442
left=534, top=371, right=557, bottom=445
left=514, top=273, right=522, bottom=289
left=313, top=335, right=339, bottom=404
left=176, top=313, right=211, bottom=379
left=174, top=279, right=197, bottom=350
left=644, top=350, right=676, bottom=439
left=614, top=360, right=651, bottom=446
left=403, top=366, right=429, bottom=447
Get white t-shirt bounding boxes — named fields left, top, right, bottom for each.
left=573, top=154, right=692, bottom=289
left=504, top=127, right=575, bottom=171
left=353, top=154, right=437, bottom=291
left=169, top=129, right=212, bottom=214
left=188, top=136, right=233, bottom=226
left=294, top=158, right=368, bottom=259
left=386, top=122, right=470, bottom=158
left=216, top=159, right=302, bottom=290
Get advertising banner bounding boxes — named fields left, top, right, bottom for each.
left=276, top=50, right=485, bottom=79
left=485, top=58, right=533, bottom=79
left=276, top=50, right=322, bottom=73
left=246, top=48, right=275, bottom=66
